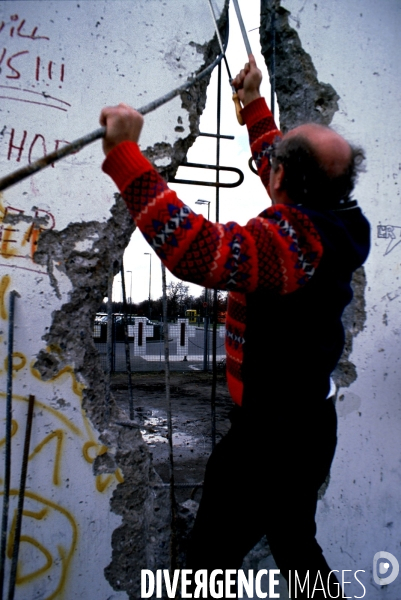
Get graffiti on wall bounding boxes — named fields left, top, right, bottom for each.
left=0, top=13, right=65, bottom=89
left=377, top=224, right=401, bottom=256
left=0, top=275, right=123, bottom=598
left=1, top=12, right=72, bottom=179
left=0, top=199, right=55, bottom=274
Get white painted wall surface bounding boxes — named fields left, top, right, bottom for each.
left=0, top=1, right=223, bottom=598
left=281, top=1, right=401, bottom=597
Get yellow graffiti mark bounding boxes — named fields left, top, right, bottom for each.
left=19, top=508, right=49, bottom=521
left=95, top=474, right=114, bottom=493
left=29, top=430, right=64, bottom=486
left=30, top=362, right=85, bottom=399
left=4, top=351, right=27, bottom=375
left=96, top=468, right=124, bottom=492
left=0, top=275, right=11, bottom=320
left=115, top=468, right=124, bottom=484
left=82, top=441, right=107, bottom=464
left=2, top=489, right=78, bottom=600
left=0, top=419, right=18, bottom=447
left=7, top=506, right=52, bottom=585
left=46, top=344, right=63, bottom=356
left=0, top=393, right=82, bottom=437
left=85, top=443, right=124, bottom=492
left=16, top=537, right=53, bottom=585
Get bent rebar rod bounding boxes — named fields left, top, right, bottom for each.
left=0, top=291, right=19, bottom=600
left=0, top=55, right=223, bottom=193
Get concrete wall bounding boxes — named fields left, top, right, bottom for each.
left=0, top=1, right=224, bottom=598
left=260, top=1, right=401, bottom=597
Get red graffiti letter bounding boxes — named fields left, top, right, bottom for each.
left=6, top=50, right=29, bottom=79
left=28, top=134, right=47, bottom=164
left=8, top=129, right=27, bottom=162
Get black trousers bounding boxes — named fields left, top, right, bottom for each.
left=186, top=398, right=340, bottom=598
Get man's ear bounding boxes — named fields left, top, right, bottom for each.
left=272, top=163, right=285, bottom=191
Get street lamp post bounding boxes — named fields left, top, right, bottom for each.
left=195, top=199, right=211, bottom=371
left=195, top=198, right=210, bottom=220
left=144, top=253, right=152, bottom=319
left=127, top=270, right=132, bottom=313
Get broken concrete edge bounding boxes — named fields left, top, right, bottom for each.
left=260, top=0, right=340, bottom=132
left=31, top=10, right=228, bottom=596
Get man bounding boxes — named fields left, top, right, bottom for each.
left=100, top=55, right=370, bottom=598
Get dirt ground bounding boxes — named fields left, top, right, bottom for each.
left=110, top=369, right=233, bottom=504
left=110, top=368, right=282, bottom=593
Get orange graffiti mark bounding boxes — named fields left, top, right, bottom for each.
left=29, top=430, right=64, bottom=486
left=0, top=275, right=11, bottom=320
left=1, top=489, right=78, bottom=600
left=0, top=205, right=55, bottom=263
left=1, top=226, right=18, bottom=258
left=22, top=222, right=40, bottom=259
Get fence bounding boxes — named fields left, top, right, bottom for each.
left=93, top=315, right=226, bottom=372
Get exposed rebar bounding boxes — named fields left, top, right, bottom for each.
left=210, top=61, right=223, bottom=451
left=105, top=268, right=114, bottom=424
left=120, top=262, right=134, bottom=420
left=0, top=290, right=19, bottom=600
left=0, top=50, right=226, bottom=193
left=270, top=7, right=276, bottom=119
left=7, top=394, right=35, bottom=600
left=161, top=263, right=177, bottom=573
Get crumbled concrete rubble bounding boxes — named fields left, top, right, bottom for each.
left=333, top=268, right=367, bottom=389
left=260, top=0, right=339, bottom=132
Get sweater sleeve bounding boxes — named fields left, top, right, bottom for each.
left=102, top=101, right=323, bottom=295
left=241, top=97, right=282, bottom=196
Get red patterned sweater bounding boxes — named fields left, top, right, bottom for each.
left=103, top=98, right=324, bottom=406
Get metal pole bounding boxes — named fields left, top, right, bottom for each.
left=149, top=255, right=152, bottom=319
left=210, top=62, right=222, bottom=451
left=120, top=262, right=134, bottom=421
left=127, top=270, right=133, bottom=311
left=270, top=8, right=276, bottom=119
left=7, top=394, right=35, bottom=600
left=105, top=268, right=114, bottom=424
left=0, top=290, right=18, bottom=600
left=203, top=293, right=209, bottom=373
left=144, top=253, right=152, bottom=319
left=161, top=263, right=177, bottom=573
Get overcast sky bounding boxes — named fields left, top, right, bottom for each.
left=114, top=2, right=279, bottom=305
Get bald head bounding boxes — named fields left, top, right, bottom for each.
left=285, top=123, right=352, bottom=178
left=271, top=123, right=364, bottom=208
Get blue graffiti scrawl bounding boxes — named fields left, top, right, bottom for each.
left=377, top=225, right=401, bottom=256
